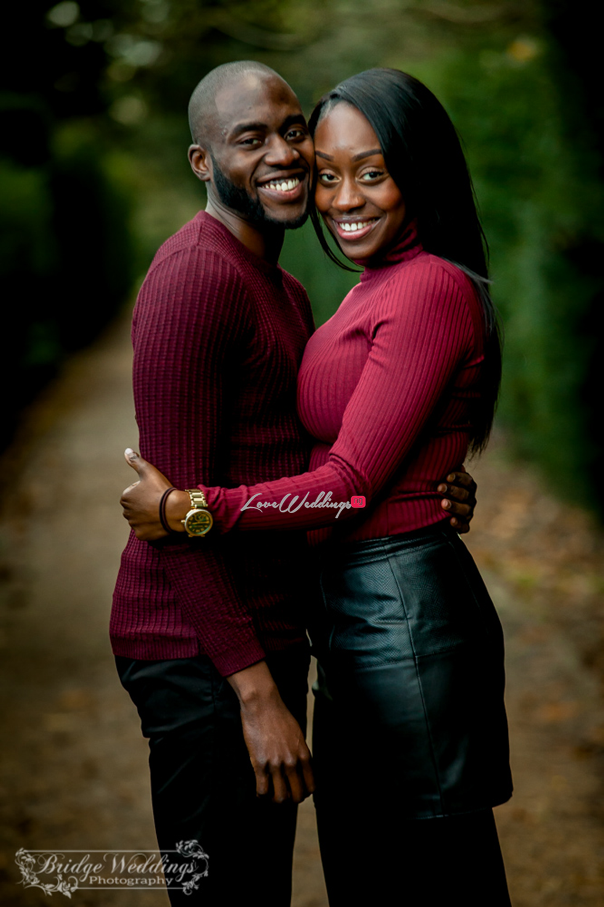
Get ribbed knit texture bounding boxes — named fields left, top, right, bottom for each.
left=203, top=223, right=486, bottom=545
left=110, top=211, right=315, bottom=675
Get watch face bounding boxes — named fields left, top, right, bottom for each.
left=185, top=509, right=213, bottom=536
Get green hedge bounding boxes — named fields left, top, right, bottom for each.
left=413, top=42, right=604, bottom=514
left=0, top=124, right=135, bottom=450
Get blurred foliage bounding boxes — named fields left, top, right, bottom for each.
left=424, top=39, right=604, bottom=514
left=1, top=2, right=139, bottom=449
left=1, top=0, right=603, bottom=516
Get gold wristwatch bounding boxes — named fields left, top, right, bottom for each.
left=181, top=489, right=214, bottom=538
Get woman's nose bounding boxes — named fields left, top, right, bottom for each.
left=333, top=178, right=364, bottom=211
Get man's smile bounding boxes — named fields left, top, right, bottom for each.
left=257, top=171, right=307, bottom=201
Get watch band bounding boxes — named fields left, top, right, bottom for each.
left=185, top=489, right=209, bottom=510
left=181, top=489, right=213, bottom=538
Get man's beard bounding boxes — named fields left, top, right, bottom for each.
left=211, top=155, right=309, bottom=230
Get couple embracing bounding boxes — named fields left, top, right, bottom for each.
left=113, top=61, right=512, bottom=906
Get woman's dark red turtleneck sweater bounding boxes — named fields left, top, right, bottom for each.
left=202, top=223, right=486, bottom=545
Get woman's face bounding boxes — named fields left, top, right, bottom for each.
left=314, top=102, right=407, bottom=265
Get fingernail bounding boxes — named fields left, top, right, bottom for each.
left=125, top=448, right=136, bottom=458
left=442, top=500, right=450, bottom=509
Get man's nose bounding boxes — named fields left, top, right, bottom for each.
left=264, top=135, right=300, bottom=167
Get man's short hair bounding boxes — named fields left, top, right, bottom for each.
left=188, top=61, right=282, bottom=148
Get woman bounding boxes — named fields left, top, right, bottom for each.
left=124, top=69, right=512, bottom=905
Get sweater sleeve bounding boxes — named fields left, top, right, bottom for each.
left=132, top=245, right=266, bottom=675
left=202, top=260, right=476, bottom=533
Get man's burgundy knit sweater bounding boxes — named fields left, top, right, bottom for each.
left=110, top=211, right=315, bottom=676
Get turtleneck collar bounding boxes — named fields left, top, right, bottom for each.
left=357, top=219, right=423, bottom=281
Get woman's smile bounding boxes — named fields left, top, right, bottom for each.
left=331, top=216, right=380, bottom=241
left=313, top=102, right=407, bottom=264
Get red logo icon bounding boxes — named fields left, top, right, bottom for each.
left=350, top=496, right=366, bottom=508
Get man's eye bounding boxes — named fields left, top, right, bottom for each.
left=240, top=137, right=262, bottom=146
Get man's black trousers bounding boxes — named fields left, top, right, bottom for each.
left=116, top=646, right=310, bottom=906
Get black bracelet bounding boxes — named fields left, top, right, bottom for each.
left=159, top=487, right=177, bottom=534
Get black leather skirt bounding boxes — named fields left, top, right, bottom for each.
left=312, top=521, right=513, bottom=819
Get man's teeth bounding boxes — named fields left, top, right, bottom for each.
left=340, top=220, right=377, bottom=232
left=265, top=177, right=300, bottom=192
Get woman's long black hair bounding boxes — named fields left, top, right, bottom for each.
left=308, top=68, right=502, bottom=453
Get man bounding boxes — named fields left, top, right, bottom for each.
left=112, top=61, right=476, bottom=905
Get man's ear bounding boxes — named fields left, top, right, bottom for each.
left=189, top=144, right=212, bottom=182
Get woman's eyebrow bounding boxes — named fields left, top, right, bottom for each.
left=315, top=148, right=383, bottom=162
left=352, top=148, right=382, bottom=161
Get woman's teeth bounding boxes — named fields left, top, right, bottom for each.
left=339, top=220, right=377, bottom=232
left=265, top=178, right=300, bottom=192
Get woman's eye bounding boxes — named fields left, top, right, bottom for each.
left=361, top=170, right=384, bottom=181
left=318, top=172, right=337, bottom=184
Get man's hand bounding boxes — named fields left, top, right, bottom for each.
left=121, top=449, right=186, bottom=540
left=438, top=465, right=477, bottom=534
left=228, top=661, right=314, bottom=804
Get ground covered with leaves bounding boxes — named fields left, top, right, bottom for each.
left=1, top=317, right=603, bottom=905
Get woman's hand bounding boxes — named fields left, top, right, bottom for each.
left=438, top=466, right=477, bottom=534
left=121, top=449, right=187, bottom=540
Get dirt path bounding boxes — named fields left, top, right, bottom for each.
left=1, top=314, right=603, bottom=905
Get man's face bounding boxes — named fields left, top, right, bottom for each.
left=208, top=73, right=315, bottom=230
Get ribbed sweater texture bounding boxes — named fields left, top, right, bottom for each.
left=203, top=223, right=486, bottom=546
left=110, top=212, right=315, bottom=676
